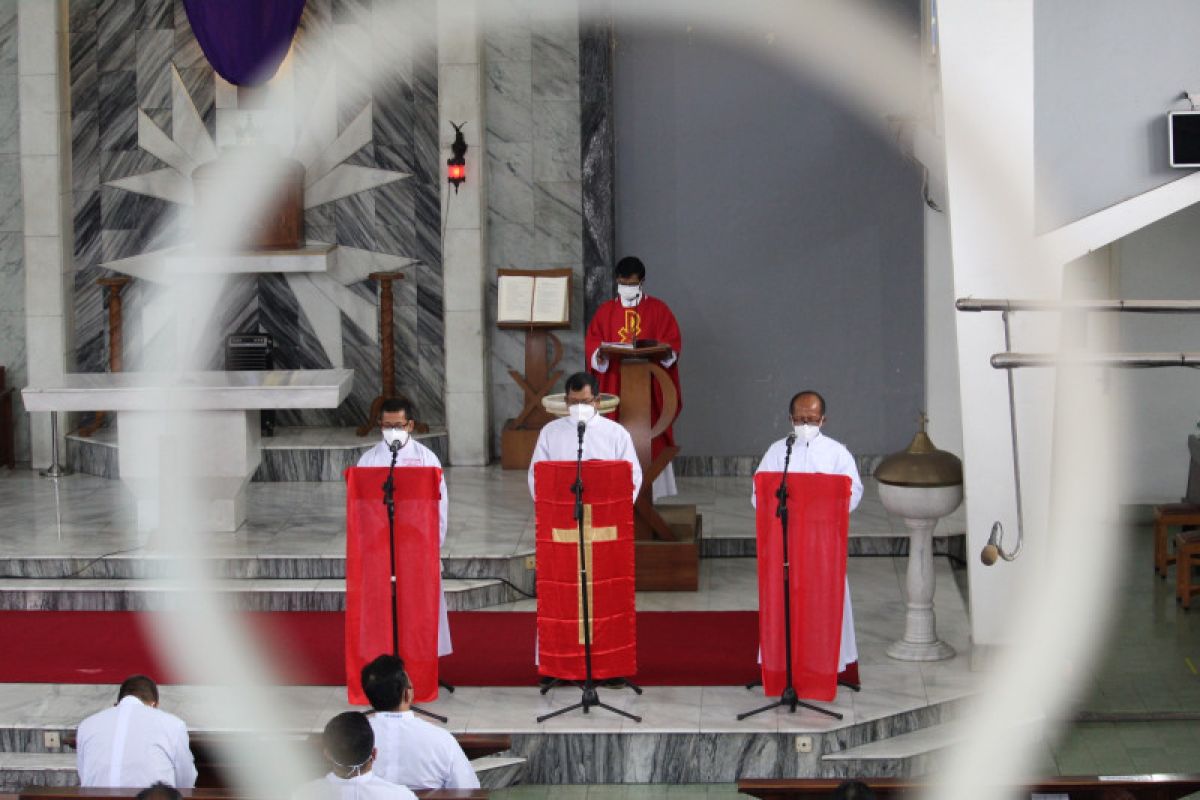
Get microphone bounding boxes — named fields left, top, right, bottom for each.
left=786, top=432, right=797, bottom=447
left=389, top=437, right=403, bottom=454
left=577, top=420, right=587, bottom=437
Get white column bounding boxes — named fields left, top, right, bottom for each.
left=940, top=0, right=1060, bottom=651
left=17, top=0, right=71, bottom=469
left=438, top=0, right=490, bottom=465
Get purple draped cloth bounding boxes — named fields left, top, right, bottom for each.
left=182, top=0, right=307, bottom=87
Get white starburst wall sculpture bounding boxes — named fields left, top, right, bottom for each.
left=101, top=63, right=415, bottom=369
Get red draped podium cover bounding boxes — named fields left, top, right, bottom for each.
left=534, top=460, right=636, bottom=680
left=755, top=471, right=850, bottom=702
left=344, top=466, right=442, bottom=705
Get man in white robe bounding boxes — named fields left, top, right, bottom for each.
left=528, top=371, right=642, bottom=503
left=360, top=655, right=478, bottom=790
left=357, top=398, right=451, bottom=658
left=752, top=390, right=862, bottom=673
left=292, top=712, right=417, bottom=800
left=76, top=675, right=197, bottom=788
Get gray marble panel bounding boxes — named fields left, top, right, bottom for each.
left=177, top=65, right=215, bottom=136
left=0, top=0, right=17, bottom=74
left=441, top=552, right=534, bottom=596
left=72, top=192, right=100, bottom=268
left=98, top=146, right=160, bottom=182
left=140, top=0, right=172, bottom=30
left=0, top=764, right=80, bottom=788
left=135, top=29, right=172, bottom=109
left=98, top=70, right=137, bottom=151
left=172, top=2, right=208, bottom=71
left=334, top=191, right=376, bottom=251
left=488, top=141, right=534, bottom=225
left=66, top=436, right=118, bottom=479
left=483, top=0, right=532, bottom=63
left=254, top=445, right=368, bottom=482
left=487, top=219, right=534, bottom=269
left=0, top=232, right=20, bottom=313
left=96, top=0, right=135, bottom=73
left=580, top=14, right=614, bottom=325
left=486, top=60, right=533, bottom=144
left=0, top=73, right=16, bottom=155
left=0, top=155, right=20, bottom=232
left=69, top=0, right=97, bottom=32
left=71, top=265, right=105, bottom=373
left=532, top=181, right=582, bottom=263
left=0, top=310, right=28, bottom=460
left=531, top=30, right=579, bottom=101
left=71, top=111, right=100, bottom=192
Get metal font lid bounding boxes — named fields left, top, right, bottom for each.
left=874, top=413, right=963, bottom=488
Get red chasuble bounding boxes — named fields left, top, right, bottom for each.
left=534, top=460, right=637, bottom=680
left=584, top=296, right=683, bottom=461
left=754, top=471, right=850, bottom=702
left=344, top=466, right=442, bottom=704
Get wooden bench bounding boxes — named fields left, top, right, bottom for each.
left=60, top=731, right=511, bottom=791
left=26, top=792, right=488, bottom=799
left=738, top=774, right=1200, bottom=799
left=17, top=788, right=488, bottom=800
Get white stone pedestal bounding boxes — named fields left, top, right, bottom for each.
left=878, top=482, right=962, bottom=662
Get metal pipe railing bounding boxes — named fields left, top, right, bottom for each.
left=956, top=298, right=1200, bottom=313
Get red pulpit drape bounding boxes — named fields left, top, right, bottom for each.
left=534, top=460, right=636, bottom=680
left=345, top=466, right=442, bottom=704
left=755, top=471, right=850, bottom=702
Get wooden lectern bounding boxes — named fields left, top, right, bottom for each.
left=599, top=342, right=700, bottom=591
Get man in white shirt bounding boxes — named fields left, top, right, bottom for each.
left=292, top=712, right=417, bottom=800
left=753, top=390, right=863, bottom=672
left=76, top=675, right=197, bottom=788
left=360, top=654, right=478, bottom=790
left=357, top=397, right=451, bottom=657
left=528, top=371, right=642, bottom=503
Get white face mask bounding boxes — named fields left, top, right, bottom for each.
left=568, top=403, right=597, bottom=424
left=383, top=428, right=410, bottom=448
left=617, top=284, right=642, bottom=306
left=794, top=424, right=820, bottom=442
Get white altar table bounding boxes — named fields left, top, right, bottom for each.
left=22, top=369, right=353, bottom=532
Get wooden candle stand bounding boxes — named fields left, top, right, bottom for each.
left=357, top=270, right=413, bottom=436
left=79, top=276, right=132, bottom=438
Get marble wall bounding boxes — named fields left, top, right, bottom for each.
left=67, top=0, right=445, bottom=428
left=0, top=0, right=28, bottom=462
left=484, top=0, right=585, bottom=452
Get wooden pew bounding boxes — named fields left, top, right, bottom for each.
left=738, top=774, right=1200, bottom=799
left=60, top=732, right=511, bottom=791
left=18, top=788, right=488, bottom=800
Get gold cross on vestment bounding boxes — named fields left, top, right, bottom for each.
left=552, top=504, right=619, bottom=643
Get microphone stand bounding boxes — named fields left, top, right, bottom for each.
left=381, top=439, right=447, bottom=724
left=537, top=420, right=642, bottom=723
left=739, top=435, right=842, bottom=721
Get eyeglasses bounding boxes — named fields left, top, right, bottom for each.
left=566, top=398, right=596, bottom=406
left=790, top=415, right=823, bottom=425
left=381, top=424, right=410, bottom=432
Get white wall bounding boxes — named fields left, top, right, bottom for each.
left=1116, top=203, right=1200, bottom=504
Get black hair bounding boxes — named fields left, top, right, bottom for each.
left=615, top=256, right=646, bottom=281
left=323, top=712, right=374, bottom=772
left=565, top=371, right=599, bottom=397
left=136, top=783, right=182, bottom=800
left=831, top=781, right=877, bottom=800
left=361, top=654, right=411, bottom=712
left=380, top=396, right=416, bottom=420
left=789, top=390, right=826, bottom=417
left=117, top=675, right=159, bottom=704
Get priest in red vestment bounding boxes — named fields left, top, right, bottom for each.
left=584, top=256, right=682, bottom=499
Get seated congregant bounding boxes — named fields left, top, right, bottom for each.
left=360, top=654, right=479, bottom=790
left=76, top=674, right=197, bottom=788
left=293, top=712, right=418, bottom=800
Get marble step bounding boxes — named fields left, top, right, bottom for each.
left=0, top=751, right=77, bottom=789
left=703, top=532, right=966, bottom=559
left=66, top=427, right=450, bottom=483
left=0, top=576, right=518, bottom=612
left=0, top=553, right=536, bottom=596
left=472, top=756, right=527, bottom=789
left=807, top=722, right=962, bottom=780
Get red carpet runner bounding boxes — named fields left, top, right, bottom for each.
left=0, top=610, right=857, bottom=688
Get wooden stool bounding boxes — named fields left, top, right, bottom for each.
left=1176, top=531, right=1200, bottom=609
left=1153, top=503, right=1200, bottom=577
